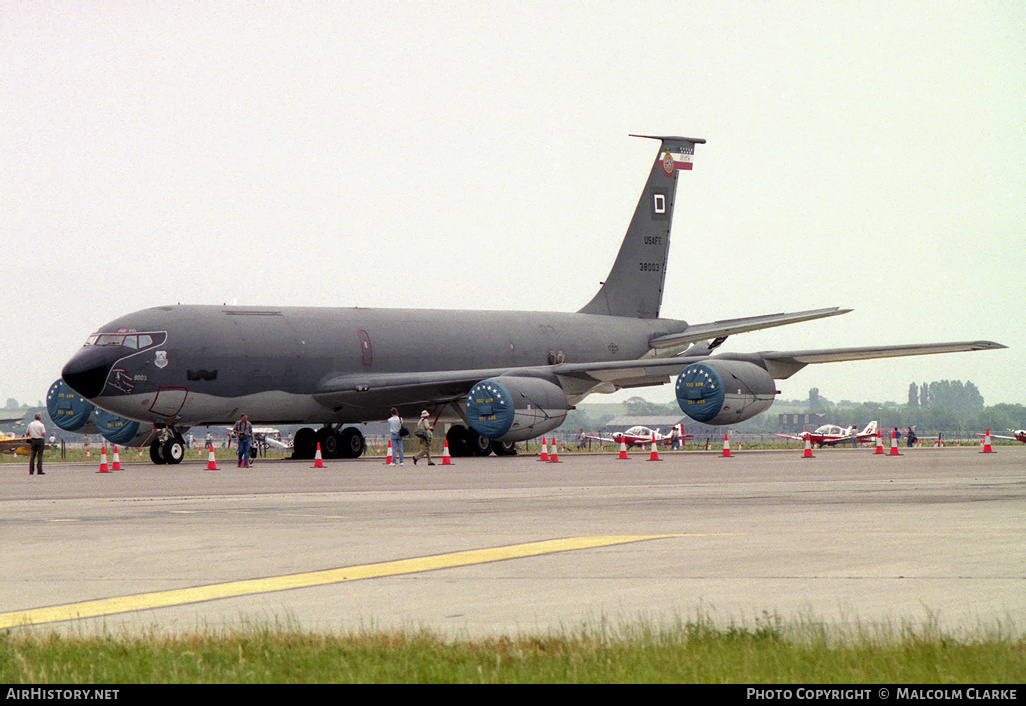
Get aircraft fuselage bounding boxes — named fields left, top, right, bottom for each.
left=62, top=304, right=686, bottom=427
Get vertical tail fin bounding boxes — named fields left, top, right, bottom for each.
left=578, top=134, right=704, bottom=319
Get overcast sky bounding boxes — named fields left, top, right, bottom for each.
left=2, top=1, right=1022, bottom=411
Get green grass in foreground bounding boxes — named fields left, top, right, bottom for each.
left=2, top=615, right=1022, bottom=683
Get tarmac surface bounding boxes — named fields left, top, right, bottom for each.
left=1, top=445, right=1023, bottom=638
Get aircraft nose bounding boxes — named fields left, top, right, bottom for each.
left=62, top=346, right=124, bottom=399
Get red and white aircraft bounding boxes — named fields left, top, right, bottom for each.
left=777, top=420, right=879, bottom=448
left=588, top=424, right=693, bottom=449
left=976, top=430, right=1026, bottom=444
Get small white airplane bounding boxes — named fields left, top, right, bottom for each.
left=587, top=424, right=693, bottom=449
left=777, top=420, right=879, bottom=448
left=224, top=426, right=293, bottom=450
left=976, top=429, right=1026, bottom=444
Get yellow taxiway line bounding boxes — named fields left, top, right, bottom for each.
left=0, top=534, right=683, bottom=628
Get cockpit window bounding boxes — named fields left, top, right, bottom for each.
left=83, top=330, right=166, bottom=350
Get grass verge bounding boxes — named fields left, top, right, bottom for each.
left=1, top=613, right=1021, bottom=683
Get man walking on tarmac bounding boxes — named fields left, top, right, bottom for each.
left=26, top=412, right=46, bottom=475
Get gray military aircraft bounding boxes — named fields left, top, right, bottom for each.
left=60, top=135, right=1005, bottom=464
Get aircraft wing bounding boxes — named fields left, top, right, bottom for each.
left=976, top=433, right=1018, bottom=441
left=314, top=340, right=1006, bottom=410
left=648, top=308, right=851, bottom=354
left=756, top=341, right=1006, bottom=379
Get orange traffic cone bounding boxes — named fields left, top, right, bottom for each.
left=538, top=436, right=549, bottom=461
left=206, top=442, right=218, bottom=470
left=888, top=430, right=902, bottom=456
left=97, top=444, right=110, bottom=473
left=441, top=439, right=452, bottom=465
left=981, top=429, right=995, bottom=454
left=875, top=431, right=884, bottom=455
left=111, top=445, right=122, bottom=470
left=648, top=434, right=661, bottom=461
left=801, top=433, right=815, bottom=459
left=313, top=442, right=325, bottom=468
left=617, top=439, right=629, bottom=459
left=384, top=438, right=394, bottom=465
left=720, top=433, right=732, bottom=458
left=548, top=439, right=561, bottom=463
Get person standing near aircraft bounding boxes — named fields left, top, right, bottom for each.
left=413, top=410, right=435, bottom=465
left=231, top=414, right=253, bottom=468
left=388, top=408, right=405, bottom=466
left=26, top=412, right=46, bottom=475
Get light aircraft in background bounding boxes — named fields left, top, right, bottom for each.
left=59, top=134, right=1005, bottom=465
left=224, top=426, right=293, bottom=451
left=0, top=433, right=32, bottom=456
left=776, top=421, right=879, bottom=448
left=976, top=430, right=1026, bottom=444
left=588, top=424, right=693, bottom=449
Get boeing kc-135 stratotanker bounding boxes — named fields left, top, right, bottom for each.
left=58, top=135, right=1005, bottom=464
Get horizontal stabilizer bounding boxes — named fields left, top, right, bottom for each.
left=648, top=307, right=851, bottom=354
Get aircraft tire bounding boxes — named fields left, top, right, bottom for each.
left=318, top=428, right=341, bottom=459
left=446, top=425, right=469, bottom=457
left=292, top=427, right=317, bottom=459
left=149, top=441, right=167, bottom=465
left=163, top=438, right=185, bottom=464
left=467, top=428, right=493, bottom=456
left=490, top=439, right=517, bottom=456
left=340, top=427, right=365, bottom=458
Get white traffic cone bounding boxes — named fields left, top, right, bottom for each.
left=96, top=445, right=110, bottom=473
left=981, top=429, right=995, bottom=454
left=548, top=438, right=561, bottom=463
left=720, top=433, right=732, bottom=458
left=801, top=433, right=814, bottom=459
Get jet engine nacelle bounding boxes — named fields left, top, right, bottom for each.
left=466, top=376, right=569, bottom=443
left=46, top=379, right=98, bottom=434
left=94, top=408, right=149, bottom=447
left=47, top=379, right=150, bottom=446
left=675, top=359, right=777, bottom=426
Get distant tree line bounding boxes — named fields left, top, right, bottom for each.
left=796, top=380, right=1022, bottom=436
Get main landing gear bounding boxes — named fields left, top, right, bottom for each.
left=291, top=425, right=366, bottom=460
left=444, top=424, right=517, bottom=457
